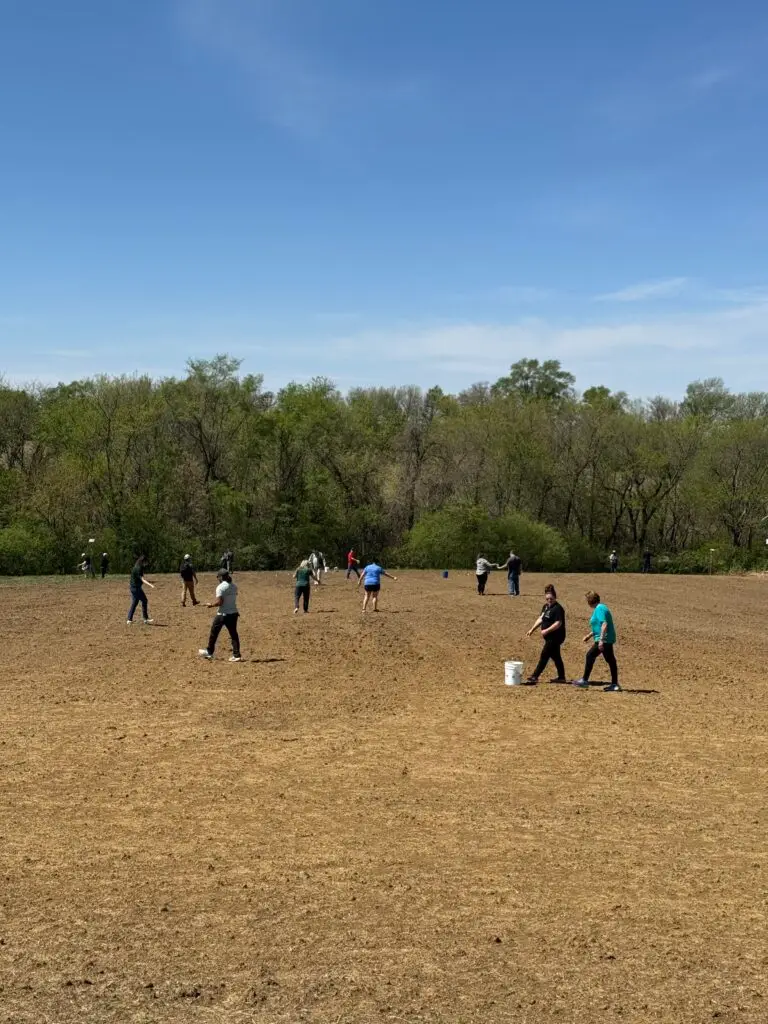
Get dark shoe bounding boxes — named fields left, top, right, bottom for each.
left=521, top=677, right=538, bottom=686
left=549, top=677, right=568, bottom=684
left=603, top=682, right=622, bottom=692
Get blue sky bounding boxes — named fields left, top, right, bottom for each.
left=2, top=0, right=768, bottom=398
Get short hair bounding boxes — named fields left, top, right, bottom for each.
left=585, top=590, right=600, bottom=607
left=544, top=584, right=557, bottom=598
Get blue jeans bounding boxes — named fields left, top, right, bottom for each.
left=507, top=574, right=520, bottom=596
left=127, top=586, right=148, bottom=621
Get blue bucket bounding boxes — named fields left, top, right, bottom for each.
left=442, top=570, right=449, bottom=579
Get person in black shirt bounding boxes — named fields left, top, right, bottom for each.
left=100, top=551, right=109, bottom=578
left=127, top=555, right=155, bottom=624
left=642, top=550, right=652, bottom=573
left=523, top=584, right=567, bottom=684
left=179, top=554, right=200, bottom=607
left=502, top=550, right=523, bottom=596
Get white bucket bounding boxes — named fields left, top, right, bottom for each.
left=504, top=661, right=524, bottom=687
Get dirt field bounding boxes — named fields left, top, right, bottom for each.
left=2, top=569, right=766, bottom=1023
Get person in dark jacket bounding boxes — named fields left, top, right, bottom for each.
left=100, top=551, right=109, bottom=578
left=502, top=550, right=523, bottom=595
left=180, top=554, right=200, bottom=607
left=523, top=584, right=567, bottom=684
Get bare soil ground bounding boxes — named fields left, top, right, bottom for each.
left=1, top=570, right=766, bottom=1023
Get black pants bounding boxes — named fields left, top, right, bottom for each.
left=476, top=572, right=488, bottom=594
left=531, top=638, right=565, bottom=680
left=346, top=565, right=360, bottom=579
left=207, top=613, right=240, bottom=658
left=127, top=587, right=148, bottom=621
left=583, top=642, right=618, bottom=685
left=295, top=584, right=310, bottom=611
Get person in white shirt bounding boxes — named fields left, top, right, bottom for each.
left=475, top=554, right=498, bottom=595
left=198, top=569, right=241, bottom=662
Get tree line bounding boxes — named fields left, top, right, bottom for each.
left=1, top=355, right=767, bottom=575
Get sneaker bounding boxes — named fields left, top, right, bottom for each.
left=603, top=682, right=622, bottom=692
left=293, top=607, right=299, bottom=615
left=229, top=656, right=242, bottom=663
left=126, top=619, right=133, bottom=625
left=549, top=678, right=568, bottom=684
left=142, top=618, right=154, bottom=625
left=521, top=677, right=538, bottom=686
left=572, top=678, right=589, bottom=688
left=198, top=649, right=212, bottom=660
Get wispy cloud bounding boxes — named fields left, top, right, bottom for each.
left=712, top=284, right=768, bottom=305
left=687, top=67, right=734, bottom=93
left=595, top=278, right=689, bottom=303
left=493, top=286, right=553, bottom=303
left=312, top=311, right=363, bottom=325
left=325, top=299, right=768, bottom=394
left=175, top=0, right=425, bottom=139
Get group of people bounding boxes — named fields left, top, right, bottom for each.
left=126, top=553, right=241, bottom=662
left=125, top=548, right=621, bottom=687
left=295, top=550, right=396, bottom=613
left=524, top=585, right=621, bottom=691
left=78, top=550, right=109, bottom=578
left=475, top=551, right=523, bottom=595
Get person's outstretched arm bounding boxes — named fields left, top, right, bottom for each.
left=526, top=615, right=543, bottom=636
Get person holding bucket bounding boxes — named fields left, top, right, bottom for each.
left=573, top=591, right=621, bottom=691
left=523, top=584, right=567, bottom=684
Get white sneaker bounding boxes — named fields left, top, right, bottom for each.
left=142, top=618, right=154, bottom=625
left=126, top=619, right=133, bottom=625
left=198, top=649, right=212, bottom=660
left=229, top=656, right=242, bottom=663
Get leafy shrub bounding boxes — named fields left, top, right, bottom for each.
left=400, top=505, right=569, bottom=572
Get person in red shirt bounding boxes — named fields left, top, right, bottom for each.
left=346, top=549, right=361, bottom=580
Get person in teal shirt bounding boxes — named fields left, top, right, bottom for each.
left=293, top=559, right=319, bottom=614
left=573, top=591, right=621, bottom=691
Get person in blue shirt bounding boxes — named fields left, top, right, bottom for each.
left=573, top=591, right=621, bottom=691
left=356, top=560, right=398, bottom=612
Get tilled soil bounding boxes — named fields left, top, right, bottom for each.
left=1, top=570, right=766, bottom=1023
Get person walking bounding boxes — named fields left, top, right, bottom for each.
left=100, top=551, right=109, bottom=578
left=198, top=569, right=241, bottom=662
left=502, top=550, right=523, bottom=595
left=294, top=559, right=318, bottom=614
left=573, top=591, right=621, bottom=691
left=126, top=555, right=155, bottom=624
left=346, top=549, right=361, bottom=580
left=357, top=559, right=398, bottom=612
left=609, top=550, right=618, bottom=573
left=475, top=554, right=496, bottom=595
left=78, top=552, right=94, bottom=578
left=309, top=550, right=325, bottom=585
left=523, top=584, right=567, bottom=684
left=180, top=554, right=200, bottom=607
left=642, top=550, right=652, bottom=573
